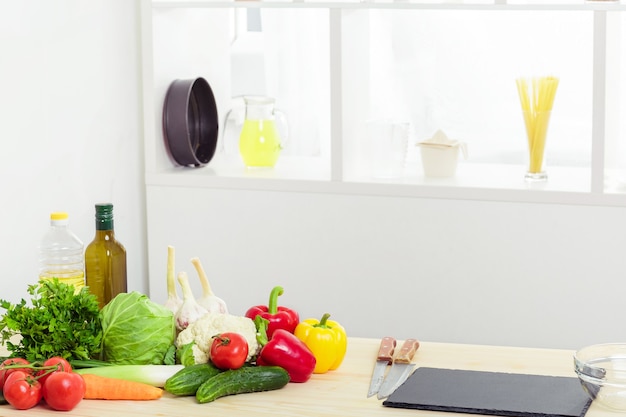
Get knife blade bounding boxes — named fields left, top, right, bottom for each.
left=376, top=338, right=420, bottom=400
left=367, top=337, right=396, bottom=398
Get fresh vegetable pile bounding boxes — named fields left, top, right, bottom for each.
left=0, top=246, right=349, bottom=410
left=162, top=282, right=347, bottom=403
left=0, top=355, right=167, bottom=411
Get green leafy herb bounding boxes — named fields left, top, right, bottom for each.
left=0, top=279, right=102, bottom=362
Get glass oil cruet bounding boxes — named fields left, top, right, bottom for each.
left=239, top=96, right=286, bottom=168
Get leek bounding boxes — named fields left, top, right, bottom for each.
left=70, top=359, right=113, bottom=368
left=75, top=364, right=184, bottom=387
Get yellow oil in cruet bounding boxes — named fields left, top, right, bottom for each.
left=239, top=96, right=282, bottom=168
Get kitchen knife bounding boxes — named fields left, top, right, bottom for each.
left=367, top=337, right=396, bottom=398
left=376, top=338, right=420, bottom=400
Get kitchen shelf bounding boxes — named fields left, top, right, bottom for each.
left=145, top=160, right=626, bottom=207
left=141, top=0, right=626, bottom=206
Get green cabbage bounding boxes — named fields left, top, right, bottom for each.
left=99, top=291, right=176, bottom=365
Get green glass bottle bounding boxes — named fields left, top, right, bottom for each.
left=85, top=203, right=127, bottom=308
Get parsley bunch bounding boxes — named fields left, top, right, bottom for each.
left=0, top=279, right=102, bottom=362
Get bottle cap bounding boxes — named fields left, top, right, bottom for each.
left=94, top=204, right=115, bottom=230
left=50, top=212, right=68, bottom=220
left=50, top=212, right=69, bottom=226
left=95, top=204, right=113, bottom=220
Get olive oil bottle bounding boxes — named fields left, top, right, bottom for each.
left=85, top=203, right=127, bottom=308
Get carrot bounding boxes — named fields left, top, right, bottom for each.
left=81, top=374, right=163, bottom=400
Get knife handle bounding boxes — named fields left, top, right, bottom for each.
left=394, top=339, right=420, bottom=364
left=377, top=337, right=396, bottom=362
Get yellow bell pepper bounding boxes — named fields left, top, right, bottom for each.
left=294, top=313, right=347, bottom=374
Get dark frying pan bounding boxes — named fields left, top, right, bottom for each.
left=163, top=77, right=218, bottom=167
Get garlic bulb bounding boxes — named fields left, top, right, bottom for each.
left=191, top=257, right=228, bottom=314
left=164, top=245, right=182, bottom=314
left=175, top=271, right=208, bottom=331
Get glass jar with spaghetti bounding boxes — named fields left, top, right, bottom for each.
left=515, top=76, right=560, bottom=182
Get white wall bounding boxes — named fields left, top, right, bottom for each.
left=146, top=185, right=626, bottom=351
left=0, top=1, right=147, bottom=302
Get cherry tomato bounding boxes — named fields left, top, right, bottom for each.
left=0, top=358, right=31, bottom=390
left=3, top=370, right=42, bottom=410
left=209, top=332, right=249, bottom=370
left=43, top=372, right=85, bottom=411
left=37, top=357, right=73, bottom=396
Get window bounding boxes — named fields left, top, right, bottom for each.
left=147, top=2, right=626, bottom=204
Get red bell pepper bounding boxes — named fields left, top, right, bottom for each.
left=255, top=321, right=316, bottom=383
left=245, top=286, right=300, bottom=339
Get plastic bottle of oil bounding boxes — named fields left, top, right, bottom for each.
left=85, top=203, right=127, bottom=308
left=39, top=212, right=85, bottom=290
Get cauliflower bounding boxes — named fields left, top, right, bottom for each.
left=176, top=313, right=259, bottom=364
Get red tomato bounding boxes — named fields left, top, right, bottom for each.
left=43, top=372, right=85, bottom=411
left=3, top=370, right=42, bottom=410
left=42, top=357, right=72, bottom=373
left=0, top=358, right=31, bottom=390
left=37, top=357, right=73, bottom=395
left=209, top=332, right=249, bottom=370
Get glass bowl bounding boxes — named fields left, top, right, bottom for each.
left=574, top=343, right=626, bottom=411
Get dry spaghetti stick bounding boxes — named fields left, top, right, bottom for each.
left=516, top=78, right=534, bottom=152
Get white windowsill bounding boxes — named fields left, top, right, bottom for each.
left=145, top=155, right=626, bottom=206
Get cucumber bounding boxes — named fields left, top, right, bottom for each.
left=164, top=363, right=221, bottom=396
left=196, top=366, right=289, bottom=404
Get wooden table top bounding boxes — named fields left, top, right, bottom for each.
left=0, top=337, right=613, bottom=416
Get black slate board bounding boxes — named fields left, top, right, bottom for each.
left=383, top=367, right=591, bottom=417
